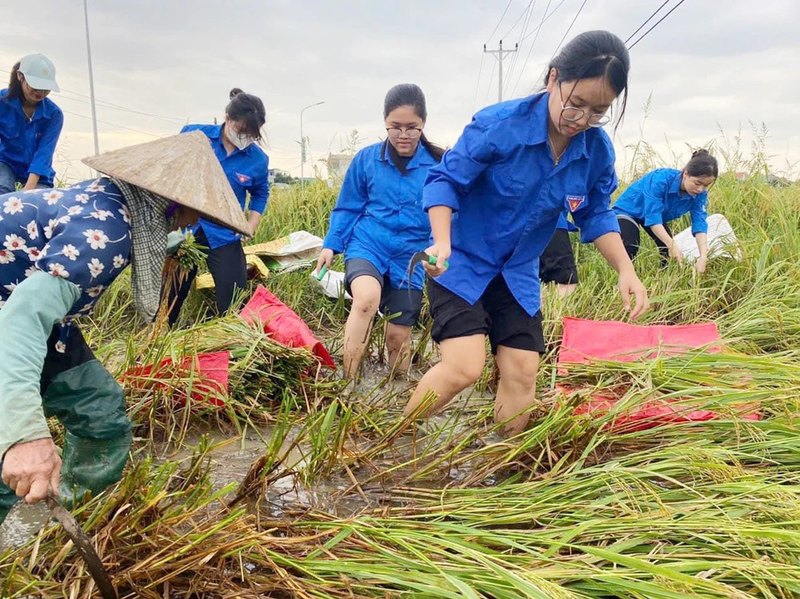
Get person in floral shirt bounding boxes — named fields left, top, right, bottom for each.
left=0, top=132, right=249, bottom=523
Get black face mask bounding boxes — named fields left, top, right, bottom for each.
left=384, top=140, right=413, bottom=176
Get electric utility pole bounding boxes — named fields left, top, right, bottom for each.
left=484, top=40, right=518, bottom=103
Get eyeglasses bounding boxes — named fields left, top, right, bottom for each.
left=558, top=83, right=611, bottom=128
left=386, top=126, right=423, bottom=139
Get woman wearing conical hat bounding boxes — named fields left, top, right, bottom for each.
left=0, top=131, right=249, bottom=523
left=0, top=54, right=63, bottom=194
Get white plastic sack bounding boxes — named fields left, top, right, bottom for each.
left=310, top=269, right=352, bottom=300
left=673, top=214, right=741, bottom=262
left=245, top=231, right=324, bottom=273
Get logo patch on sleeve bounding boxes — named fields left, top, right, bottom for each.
left=235, top=173, right=251, bottom=184
left=566, top=195, right=586, bottom=212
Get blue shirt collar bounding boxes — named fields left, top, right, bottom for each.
left=525, top=92, right=589, bottom=161
left=211, top=123, right=259, bottom=157
left=1, top=88, right=54, bottom=120
left=378, top=139, right=435, bottom=169
left=670, top=171, right=689, bottom=197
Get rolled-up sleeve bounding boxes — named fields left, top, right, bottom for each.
left=690, top=192, right=709, bottom=234
left=0, top=272, right=80, bottom=459
left=323, top=151, right=369, bottom=254
left=422, top=117, right=496, bottom=213
left=28, top=109, right=63, bottom=179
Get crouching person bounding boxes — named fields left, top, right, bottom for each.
left=0, top=131, right=251, bottom=523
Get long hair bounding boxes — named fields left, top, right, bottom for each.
left=383, top=83, right=444, bottom=162
left=544, top=30, right=630, bottom=127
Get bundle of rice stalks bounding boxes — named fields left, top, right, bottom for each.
left=119, top=317, right=341, bottom=448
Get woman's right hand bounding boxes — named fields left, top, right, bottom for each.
left=423, top=243, right=451, bottom=277
left=316, top=248, right=334, bottom=276
left=669, top=241, right=683, bottom=266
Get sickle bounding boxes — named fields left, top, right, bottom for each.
left=46, top=491, right=117, bottom=599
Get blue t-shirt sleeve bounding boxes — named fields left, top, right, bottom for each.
left=28, top=108, right=63, bottom=179
left=690, top=191, right=709, bottom=234
left=642, top=173, right=669, bottom=227
left=323, top=150, right=369, bottom=254
left=248, top=154, right=270, bottom=215
left=572, top=137, right=621, bottom=243
left=422, top=116, right=496, bottom=213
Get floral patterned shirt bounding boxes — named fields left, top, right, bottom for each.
left=0, top=177, right=132, bottom=318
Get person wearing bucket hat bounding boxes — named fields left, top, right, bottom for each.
left=0, top=131, right=249, bottom=522
left=0, top=54, right=63, bottom=194
left=164, top=87, right=270, bottom=327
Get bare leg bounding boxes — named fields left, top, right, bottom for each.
left=494, top=346, right=540, bottom=435
left=556, top=283, right=577, bottom=298
left=404, top=335, right=486, bottom=417
left=343, top=276, right=382, bottom=379
left=385, top=322, right=413, bottom=375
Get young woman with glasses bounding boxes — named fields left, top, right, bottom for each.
left=316, top=84, right=444, bottom=379
left=404, top=31, right=650, bottom=436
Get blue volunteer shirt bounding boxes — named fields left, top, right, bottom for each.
left=613, top=168, right=708, bottom=234
left=180, top=124, right=269, bottom=249
left=0, top=89, right=63, bottom=185
left=556, top=211, right=578, bottom=232
left=324, top=141, right=436, bottom=290
left=422, top=92, right=620, bottom=316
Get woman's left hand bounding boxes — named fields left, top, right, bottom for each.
left=695, top=255, right=708, bottom=274
left=618, top=268, right=650, bottom=320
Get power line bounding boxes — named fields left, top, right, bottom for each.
left=508, top=0, right=549, bottom=97
left=518, top=0, right=570, bottom=43
left=0, top=66, right=189, bottom=124
left=500, top=0, right=535, bottom=40
left=627, top=0, right=689, bottom=49
left=482, top=57, right=498, bottom=107
left=625, top=0, right=671, bottom=44
left=485, top=0, right=515, bottom=43
left=60, top=108, right=163, bottom=138
left=551, top=0, right=589, bottom=57
left=502, top=0, right=537, bottom=96
left=472, top=52, right=486, bottom=112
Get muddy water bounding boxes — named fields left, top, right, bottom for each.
left=0, top=362, right=494, bottom=552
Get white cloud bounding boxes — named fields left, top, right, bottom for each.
left=0, top=0, right=797, bottom=182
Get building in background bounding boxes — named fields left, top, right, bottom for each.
left=327, top=153, right=354, bottom=184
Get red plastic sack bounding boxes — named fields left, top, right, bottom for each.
left=557, top=318, right=759, bottom=430
left=240, top=285, right=335, bottom=369
left=558, top=317, right=722, bottom=366
left=562, top=385, right=759, bottom=433
left=123, top=351, right=230, bottom=406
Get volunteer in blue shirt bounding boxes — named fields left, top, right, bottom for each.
left=0, top=54, right=63, bottom=194
left=614, top=149, right=717, bottom=273
left=539, top=211, right=579, bottom=297
left=403, top=31, right=650, bottom=436
left=316, top=84, right=444, bottom=378
left=166, top=88, right=270, bottom=325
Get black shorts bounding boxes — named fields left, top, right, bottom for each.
left=428, top=275, right=545, bottom=355
left=617, top=214, right=672, bottom=266
left=345, top=258, right=422, bottom=327
left=539, top=229, right=578, bottom=285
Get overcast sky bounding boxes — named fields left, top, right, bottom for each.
left=1, top=0, right=798, bottom=183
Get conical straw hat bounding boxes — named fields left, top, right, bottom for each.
left=82, top=131, right=251, bottom=235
